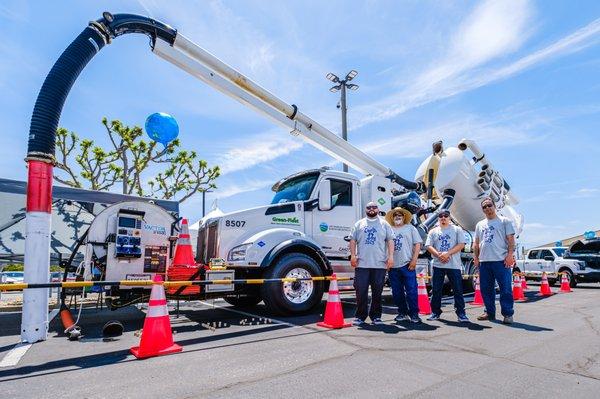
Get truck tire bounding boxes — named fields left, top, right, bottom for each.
left=261, top=253, right=325, bottom=315
left=224, top=295, right=263, bottom=308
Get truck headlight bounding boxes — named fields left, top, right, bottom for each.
left=228, top=243, right=252, bottom=261
left=578, top=261, right=587, bottom=271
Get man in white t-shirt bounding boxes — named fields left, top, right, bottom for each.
left=474, top=197, right=516, bottom=324
left=385, top=207, right=423, bottom=323
left=350, top=202, right=395, bottom=326
left=425, top=210, right=468, bottom=322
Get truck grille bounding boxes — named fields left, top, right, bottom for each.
left=196, top=221, right=219, bottom=264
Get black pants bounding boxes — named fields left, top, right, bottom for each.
left=430, top=267, right=465, bottom=317
left=354, top=268, right=387, bottom=321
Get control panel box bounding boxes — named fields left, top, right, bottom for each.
left=115, top=211, right=144, bottom=258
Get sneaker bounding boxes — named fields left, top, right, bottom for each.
left=394, top=314, right=410, bottom=322
left=502, top=316, right=513, bottom=325
left=477, top=313, right=496, bottom=321
left=427, top=314, right=440, bottom=321
left=352, top=318, right=366, bottom=326
left=371, top=318, right=385, bottom=325
left=457, top=314, right=470, bottom=323
left=410, top=316, right=422, bottom=324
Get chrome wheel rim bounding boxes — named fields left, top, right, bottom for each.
left=282, top=267, right=313, bottom=304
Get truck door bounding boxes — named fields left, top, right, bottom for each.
left=524, top=249, right=540, bottom=277
left=312, top=178, right=356, bottom=258
left=539, top=249, right=556, bottom=277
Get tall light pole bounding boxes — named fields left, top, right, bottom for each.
left=326, top=70, right=359, bottom=173
left=201, top=189, right=213, bottom=217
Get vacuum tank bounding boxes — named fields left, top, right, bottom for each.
left=414, top=139, right=523, bottom=235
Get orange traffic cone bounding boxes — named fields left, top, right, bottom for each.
left=559, top=273, right=572, bottom=293
left=172, top=218, right=195, bottom=266
left=520, top=273, right=528, bottom=290
left=417, top=274, right=432, bottom=315
left=471, top=275, right=484, bottom=306
left=538, top=272, right=553, bottom=296
left=512, top=274, right=525, bottom=301
left=317, top=274, right=351, bottom=329
left=130, top=275, right=182, bottom=359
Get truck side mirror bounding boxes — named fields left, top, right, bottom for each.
left=318, top=180, right=332, bottom=211
left=544, top=256, right=554, bottom=261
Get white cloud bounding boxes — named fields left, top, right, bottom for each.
left=215, top=179, right=273, bottom=199
left=218, top=130, right=304, bottom=175
left=361, top=112, right=541, bottom=159
left=567, top=188, right=600, bottom=199
left=352, top=13, right=600, bottom=129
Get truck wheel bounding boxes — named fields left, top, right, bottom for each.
left=224, top=295, right=263, bottom=308
left=261, top=253, right=325, bottom=315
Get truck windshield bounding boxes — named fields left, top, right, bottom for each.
left=271, top=174, right=318, bottom=204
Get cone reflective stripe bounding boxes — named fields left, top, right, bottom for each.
left=521, top=274, right=529, bottom=290
left=130, top=275, right=182, bottom=359
left=317, top=274, right=350, bottom=329
left=471, top=275, right=484, bottom=306
left=560, top=273, right=572, bottom=293
left=417, top=274, right=432, bottom=315
left=512, top=274, right=525, bottom=301
left=172, top=218, right=195, bottom=267
left=538, top=272, right=553, bottom=296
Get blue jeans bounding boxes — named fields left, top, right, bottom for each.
left=431, top=267, right=465, bottom=317
left=479, top=261, right=514, bottom=318
left=388, top=266, right=419, bottom=318
left=354, top=268, right=387, bottom=321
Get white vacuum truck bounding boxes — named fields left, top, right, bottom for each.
left=26, top=12, right=524, bottom=321
left=197, top=139, right=523, bottom=314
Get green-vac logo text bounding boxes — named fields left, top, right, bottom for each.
left=271, top=216, right=300, bottom=225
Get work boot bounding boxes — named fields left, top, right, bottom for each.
left=502, top=316, right=513, bottom=325
left=477, top=313, right=496, bottom=321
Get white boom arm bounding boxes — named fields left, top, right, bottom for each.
left=153, top=34, right=421, bottom=191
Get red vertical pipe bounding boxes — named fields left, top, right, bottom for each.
left=26, top=160, right=53, bottom=213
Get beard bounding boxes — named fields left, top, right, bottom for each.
left=366, top=210, right=378, bottom=218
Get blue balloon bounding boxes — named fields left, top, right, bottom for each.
left=145, top=112, right=179, bottom=146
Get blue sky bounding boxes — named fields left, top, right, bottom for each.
left=1, top=0, right=599, bottom=248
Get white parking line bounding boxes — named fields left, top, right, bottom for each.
left=0, top=343, right=32, bottom=368
left=0, top=307, right=61, bottom=368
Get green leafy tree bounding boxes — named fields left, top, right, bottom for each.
left=55, top=118, right=220, bottom=202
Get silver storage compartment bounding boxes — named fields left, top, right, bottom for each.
left=205, top=269, right=235, bottom=292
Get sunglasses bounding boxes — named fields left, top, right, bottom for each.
left=482, top=203, right=494, bottom=210
left=439, top=214, right=450, bottom=218
left=366, top=206, right=378, bottom=210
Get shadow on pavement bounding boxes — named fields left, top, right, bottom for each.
left=438, top=319, right=492, bottom=331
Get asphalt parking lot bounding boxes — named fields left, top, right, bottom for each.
left=1, top=283, right=599, bottom=399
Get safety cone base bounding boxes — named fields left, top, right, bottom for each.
left=130, top=343, right=182, bottom=359
left=316, top=321, right=351, bottom=329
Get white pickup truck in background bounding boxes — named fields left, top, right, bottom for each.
left=515, top=247, right=585, bottom=288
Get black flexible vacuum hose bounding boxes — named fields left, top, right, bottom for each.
left=27, top=27, right=106, bottom=160
left=27, top=12, right=176, bottom=161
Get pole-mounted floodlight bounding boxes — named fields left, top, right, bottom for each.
left=326, top=72, right=339, bottom=83
left=325, top=69, right=359, bottom=173
left=345, top=70, right=358, bottom=81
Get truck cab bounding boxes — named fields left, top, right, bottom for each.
left=196, top=167, right=392, bottom=314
